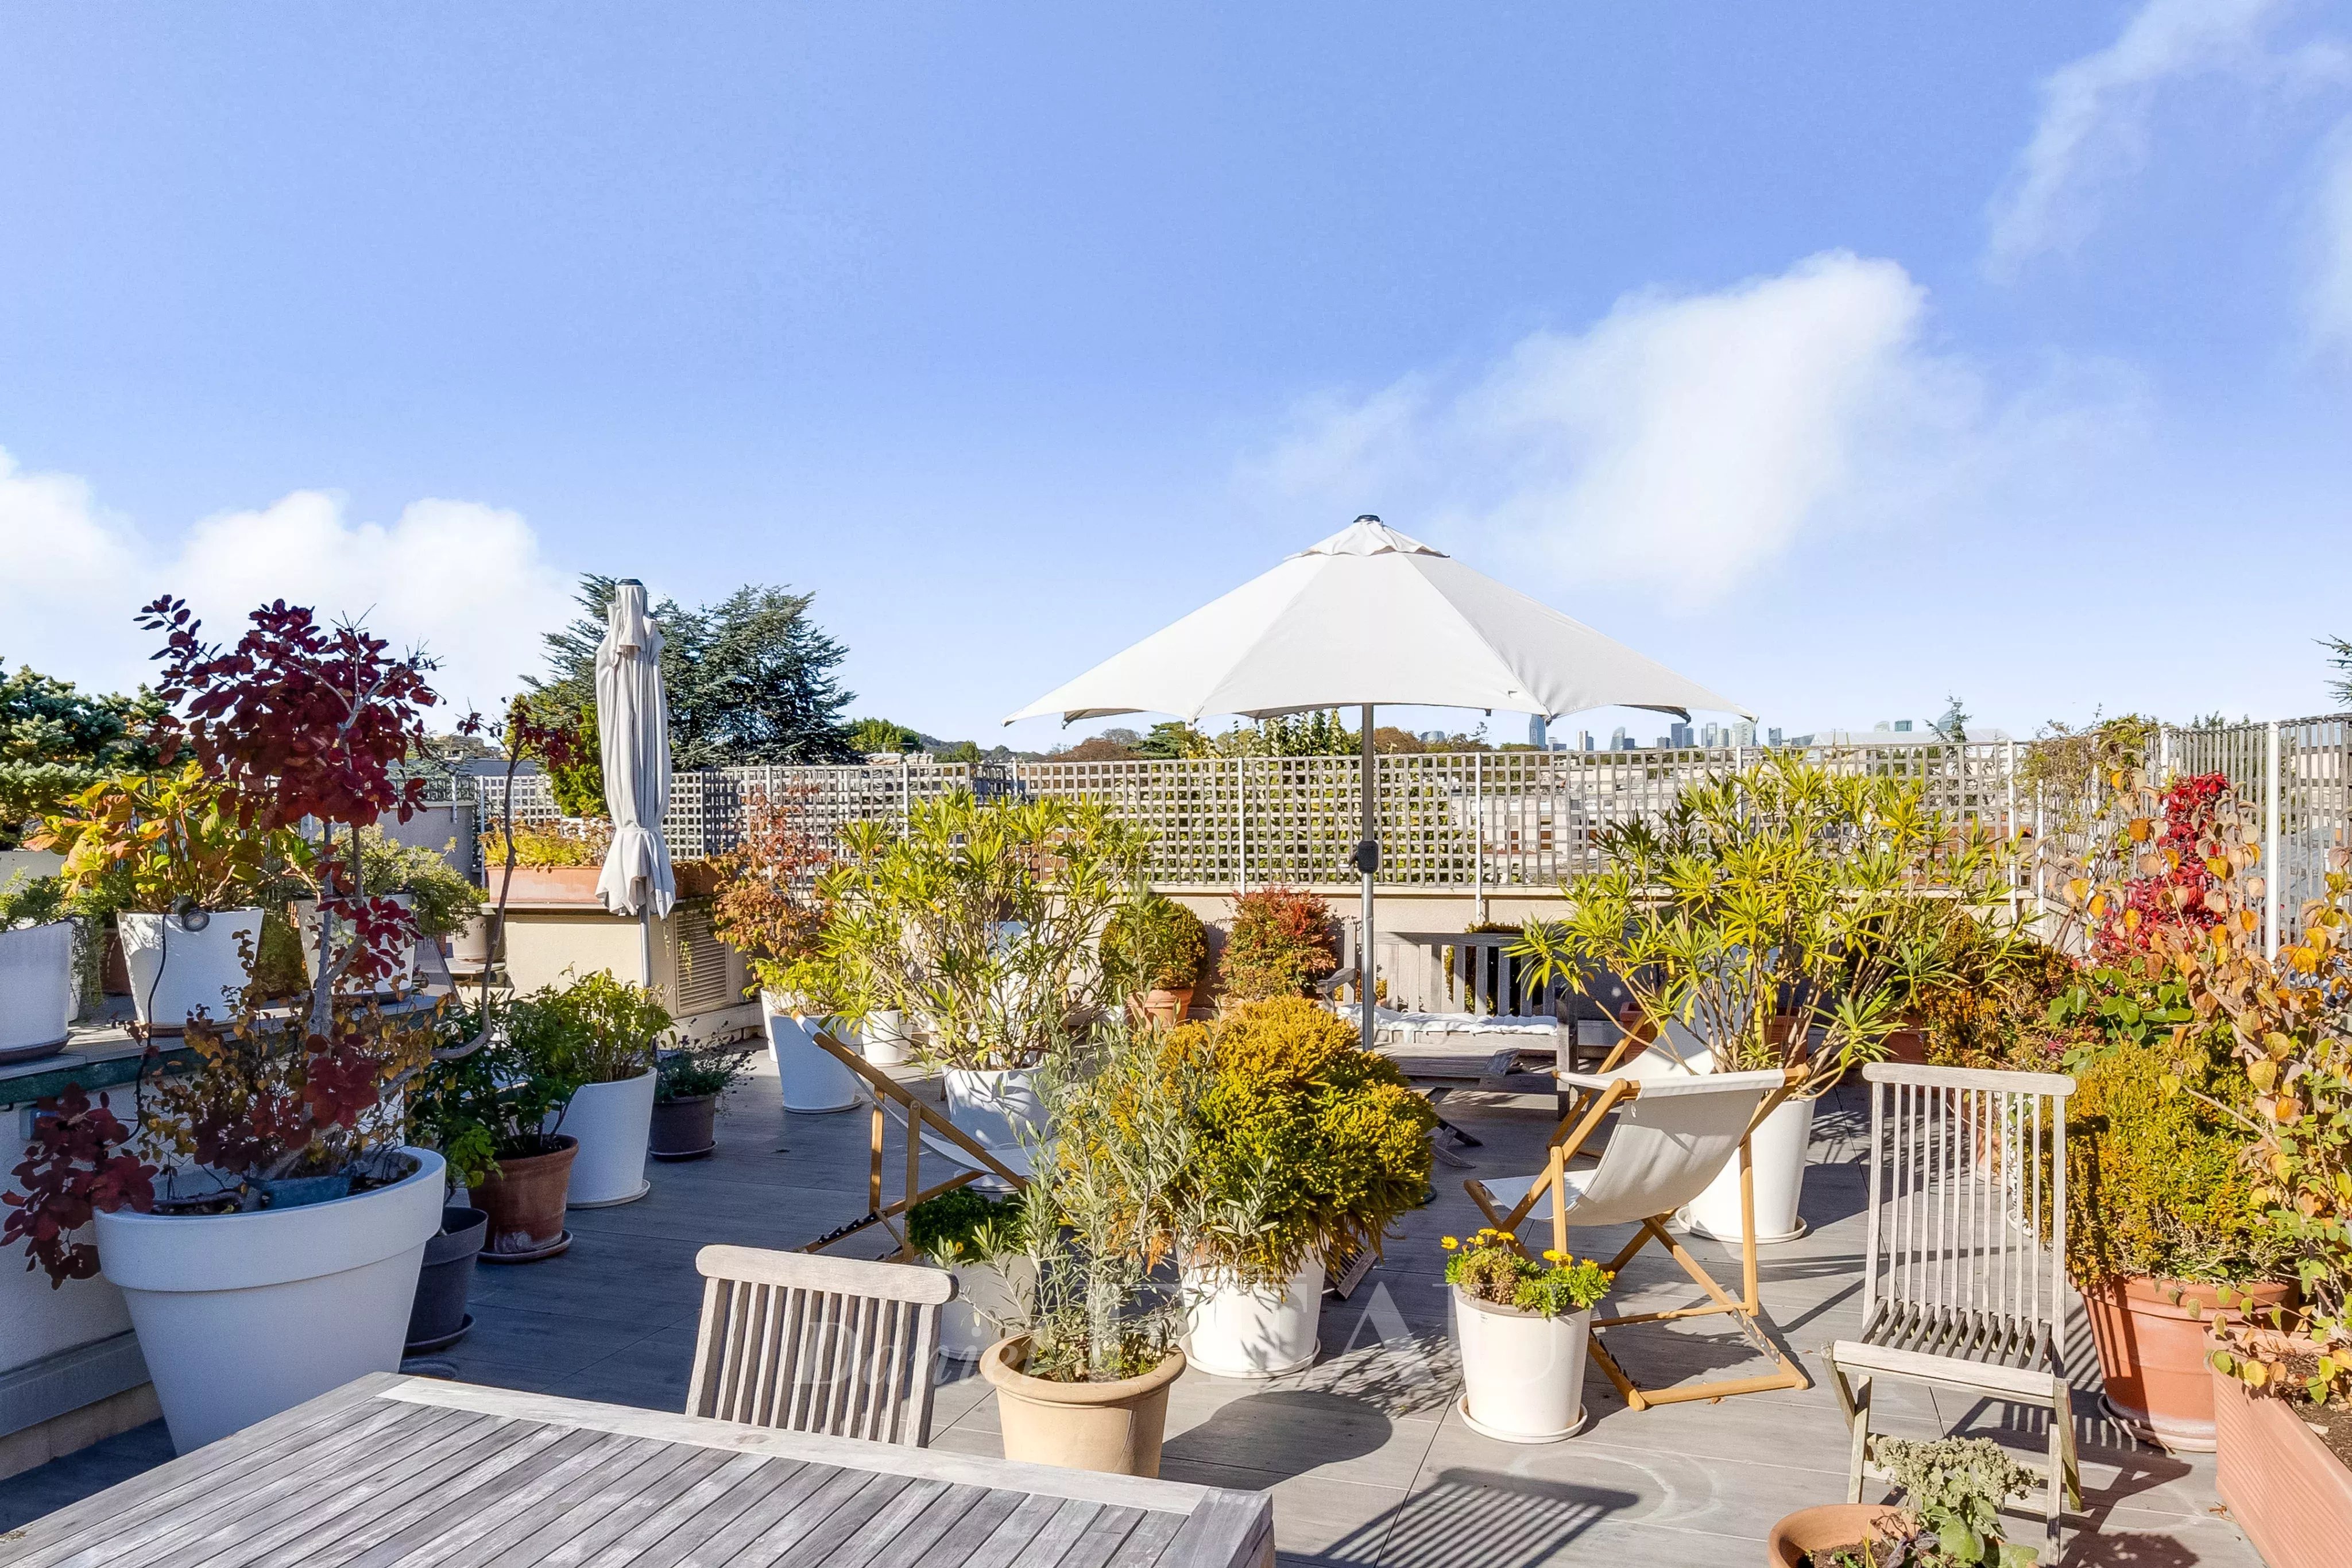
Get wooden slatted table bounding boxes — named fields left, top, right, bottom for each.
left=0, top=1373, right=1273, bottom=1568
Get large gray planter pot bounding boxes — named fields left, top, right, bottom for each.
left=405, top=1206, right=487, bottom=1352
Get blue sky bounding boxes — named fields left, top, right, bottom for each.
left=2, top=2, right=2348, bottom=746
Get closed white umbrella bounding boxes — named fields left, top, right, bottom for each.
left=1005, top=516, right=1750, bottom=1044
left=595, top=579, right=675, bottom=984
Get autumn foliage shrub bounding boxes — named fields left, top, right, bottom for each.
left=1217, top=885, right=1337, bottom=1004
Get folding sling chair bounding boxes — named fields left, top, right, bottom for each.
left=798, top=1029, right=1030, bottom=1260
left=1826, top=1063, right=2080, bottom=1563
left=1465, top=1065, right=1812, bottom=1409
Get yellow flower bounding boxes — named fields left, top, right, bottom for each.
left=1542, top=1249, right=1564, bottom=1263
left=1440, top=1236, right=1459, bottom=1251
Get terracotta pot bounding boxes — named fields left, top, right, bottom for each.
left=472, top=1137, right=578, bottom=1257
left=1614, top=1002, right=1657, bottom=1046
left=979, top=1337, right=1185, bottom=1477
left=1142, top=986, right=1193, bottom=1028
left=1766, top=1504, right=1913, bottom=1567
left=1882, top=1028, right=1929, bottom=1066
left=490, top=866, right=604, bottom=904
left=102, top=923, right=131, bottom=994
left=649, top=1094, right=718, bottom=1160
left=2214, top=1356, right=2352, bottom=1568
left=2084, top=1276, right=2297, bottom=1450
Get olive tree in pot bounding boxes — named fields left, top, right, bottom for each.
left=814, top=791, right=1149, bottom=1174
left=978, top=1025, right=1191, bottom=1477
left=0, top=872, right=77, bottom=1063
left=3, top=594, right=473, bottom=1453
left=1163, top=997, right=1434, bottom=1379
left=1442, top=1229, right=1612, bottom=1442
left=650, top=1041, right=754, bottom=1160
left=1515, top=755, right=2028, bottom=1246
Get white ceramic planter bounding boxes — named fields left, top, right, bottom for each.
left=1452, top=1288, right=1591, bottom=1442
left=939, top=1257, right=1037, bottom=1362
left=0, top=920, right=75, bottom=1058
left=1681, top=1093, right=1813, bottom=1245
left=293, top=895, right=417, bottom=992
left=943, top=1066, right=1045, bottom=1190
left=118, top=909, right=262, bottom=1032
left=554, top=1069, right=656, bottom=1207
left=96, top=1148, right=445, bottom=1453
left=862, top=1009, right=911, bottom=1068
left=1183, top=1258, right=1325, bottom=1379
left=764, top=996, right=858, bottom=1113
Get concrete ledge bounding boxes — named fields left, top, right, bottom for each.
left=0, top=1334, right=158, bottom=1482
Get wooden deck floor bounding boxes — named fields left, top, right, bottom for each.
left=2, top=1056, right=2263, bottom=1566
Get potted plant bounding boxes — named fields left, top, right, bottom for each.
left=473, top=817, right=612, bottom=904
left=708, top=788, right=856, bottom=1109
left=814, top=791, right=1150, bottom=1166
left=1515, top=755, right=2027, bottom=1245
left=1102, top=890, right=1207, bottom=1027
left=1215, top=885, right=1337, bottom=1006
left=1769, top=1436, right=2044, bottom=1566
left=1163, top=997, right=1435, bottom=1378
left=407, top=994, right=586, bottom=1262
left=1442, top=1228, right=1612, bottom=1442
left=405, top=1204, right=489, bottom=1354
left=978, top=1025, right=1190, bottom=1477
left=0, top=870, right=76, bottom=1063
left=518, top=970, right=671, bottom=1207
left=3, top=595, right=465, bottom=1453
left=649, top=1041, right=753, bottom=1160
left=293, top=827, right=483, bottom=992
left=34, top=764, right=305, bottom=1032
left=906, top=1187, right=1035, bottom=1362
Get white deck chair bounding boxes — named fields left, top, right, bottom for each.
left=690, top=1245, right=954, bottom=1446
left=799, top=1029, right=1031, bottom=1260
left=1827, top=1063, right=2080, bottom=1563
left=1465, top=1066, right=1812, bottom=1408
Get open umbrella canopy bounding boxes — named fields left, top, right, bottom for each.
left=1004, top=516, right=1749, bottom=726
left=595, top=579, right=676, bottom=922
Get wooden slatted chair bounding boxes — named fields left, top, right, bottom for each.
left=1464, top=1066, right=1812, bottom=1408
left=797, top=1028, right=1031, bottom=1260
left=1827, top=1063, right=2081, bottom=1562
left=688, top=1244, right=956, bottom=1447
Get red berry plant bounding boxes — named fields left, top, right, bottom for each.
left=9, top=597, right=481, bottom=1281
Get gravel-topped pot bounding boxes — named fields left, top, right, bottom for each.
left=649, top=1093, right=718, bottom=1160
left=1682, top=1093, right=1813, bottom=1245
left=96, top=1148, right=445, bottom=1453
left=1453, top=1287, right=1592, bottom=1442
left=405, top=1206, right=488, bottom=1352
left=764, top=995, right=857, bottom=1113
left=0, top=919, right=75, bottom=1063
left=117, top=908, right=263, bottom=1033
left=473, top=1136, right=577, bottom=1259
left=555, top=1068, right=656, bottom=1207
left=1182, top=1258, right=1324, bottom=1379
left=980, top=1337, right=1186, bottom=1477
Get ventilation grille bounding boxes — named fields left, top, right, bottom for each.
left=674, top=905, right=734, bottom=1015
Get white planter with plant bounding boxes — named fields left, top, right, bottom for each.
left=861, top=1008, right=911, bottom=1067
left=558, top=1070, right=656, bottom=1206
left=515, top=971, right=671, bottom=1206
left=1511, top=753, right=2032, bottom=1254
left=0, top=874, right=75, bottom=1059
left=295, top=891, right=417, bottom=990
left=118, top=907, right=266, bottom=1030
left=98, top=1148, right=445, bottom=1453
left=1168, top=998, right=1435, bottom=1382
left=1445, top=1231, right=1612, bottom=1443
left=942, top=1065, right=1045, bottom=1182
left=763, top=997, right=858, bottom=1113
left=1182, top=1257, right=1324, bottom=1379
left=1681, top=1092, right=1815, bottom=1245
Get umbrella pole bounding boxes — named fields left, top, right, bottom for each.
left=1359, top=703, right=1377, bottom=1047
left=640, top=907, right=654, bottom=990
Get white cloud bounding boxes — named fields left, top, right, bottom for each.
left=2310, top=118, right=2352, bottom=348
left=1987, top=0, right=2346, bottom=271
left=0, top=447, right=572, bottom=718
left=1244, top=251, right=2013, bottom=605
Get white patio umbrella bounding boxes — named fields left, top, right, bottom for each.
left=595, top=578, right=676, bottom=985
left=1005, top=516, right=1750, bottom=1046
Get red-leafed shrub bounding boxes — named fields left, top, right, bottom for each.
left=1218, top=886, right=1339, bottom=1005
left=2095, top=771, right=2239, bottom=957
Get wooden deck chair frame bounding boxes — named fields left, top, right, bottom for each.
left=1465, top=1064, right=1813, bottom=1410
left=1826, top=1063, right=2081, bottom=1564
left=798, top=1028, right=1029, bottom=1260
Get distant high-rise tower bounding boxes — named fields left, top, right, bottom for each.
left=1668, top=722, right=1693, bottom=748
left=1701, top=722, right=1722, bottom=748
left=1732, top=721, right=1756, bottom=746
left=1611, top=726, right=1629, bottom=750
left=1766, top=727, right=1784, bottom=746
left=1579, top=730, right=1596, bottom=752
left=1528, top=714, right=1548, bottom=749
